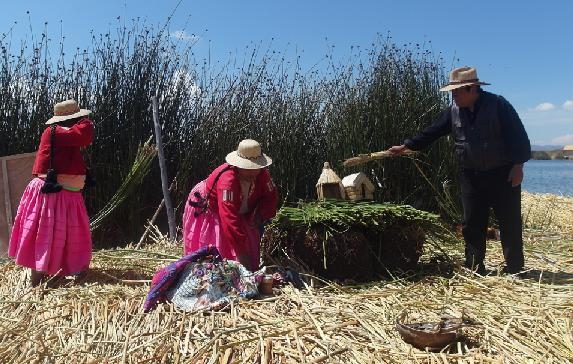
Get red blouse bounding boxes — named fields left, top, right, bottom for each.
left=205, top=163, right=279, bottom=254
left=32, top=118, right=94, bottom=175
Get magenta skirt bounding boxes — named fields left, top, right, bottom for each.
left=183, top=180, right=261, bottom=270
left=8, top=177, right=92, bottom=275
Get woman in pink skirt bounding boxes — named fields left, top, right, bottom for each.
left=183, top=139, right=279, bottom=271
left=9, top=99, right=94, bottom=286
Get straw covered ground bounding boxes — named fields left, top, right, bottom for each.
left=0, top=192, right=572, bottom=363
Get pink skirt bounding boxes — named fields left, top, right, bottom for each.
left=8, top=177, right=92, bottom=275
left=183, top=180, right=261, bottom=270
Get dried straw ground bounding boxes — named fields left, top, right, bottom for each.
left=1, top=192, right=572, bottom=363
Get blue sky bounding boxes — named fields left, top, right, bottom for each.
left=2, top=0, right=572, bottom=146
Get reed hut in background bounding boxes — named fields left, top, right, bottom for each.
left=563, top=145, right=573, bottom=159
left=316, top=162, right=345, bottom=200
left=342, top=172, right=375, bottom=201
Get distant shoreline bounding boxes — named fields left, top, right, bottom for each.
left=522, top=190, right=573, bottom=198
left=530, top=150, right=571, bottom=160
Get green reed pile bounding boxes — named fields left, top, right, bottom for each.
left=261, top=200, right=447, bottom=280
left=270, top=200, right=441, bottom=233
left=0, top=20, right=459, bottom=244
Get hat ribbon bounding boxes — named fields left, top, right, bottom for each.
left=237, top=151, right=262, bottom=160
left=55, top=106, right=81, bottom=116
left=448, top=78, right=479, bottom=85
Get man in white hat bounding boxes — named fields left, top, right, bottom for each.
left=388, top=66, right=531, bottom=276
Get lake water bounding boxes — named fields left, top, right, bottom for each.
left=522, top=159, right=573, bottom=196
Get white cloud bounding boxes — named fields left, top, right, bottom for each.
left=563, top=100, right=573, bottom=111
left=519, top=106, right=573, bottom=146
left=534, top=102, right=556, bottom=111
left=551, top=134, right=573, bottom=145
left=171, top=30, right=200, bottom=43
left=168, top=69, right=201, bottom=98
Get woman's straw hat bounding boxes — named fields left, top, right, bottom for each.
left=439, top=66, right=490, bottom=92
left=46, top=99, right=91, bottom=125
left=225, top=139, right=272, bottom=169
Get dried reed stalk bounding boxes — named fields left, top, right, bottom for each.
left=342, top=150, right=417, bottom=167
left=0, top=193, right=571, bottom=362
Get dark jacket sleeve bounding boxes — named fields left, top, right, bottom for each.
left=404, top=108, right=451, bottom=150
left=497, top=95, right=531, bottom=164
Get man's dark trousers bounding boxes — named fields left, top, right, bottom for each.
left=459, top=164, right=524, bottom=274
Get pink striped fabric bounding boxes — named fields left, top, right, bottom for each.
left=8, top=177, right=92, bottom=275
left=183, top=180, right=260, bottom=270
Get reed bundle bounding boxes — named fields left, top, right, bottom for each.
left=90, top=138, right=158, bottom=231
left=342, top=150, right=417, bottom=168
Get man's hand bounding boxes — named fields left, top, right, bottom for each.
left=507, top=163, right=524, bottom=187
left=388, top=144, right=411, bottom=156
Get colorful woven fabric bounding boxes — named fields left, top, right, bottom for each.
left=8, top=177, right=92, bottom=275
left=166, top=258, right=260, bottom=312
left=143, top=246, right=222, bottom=312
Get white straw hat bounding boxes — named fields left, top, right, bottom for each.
left=439, top=66, right=490, bottom=92
left=225, top=139, right=272, bottom=169
left=46, top=99, right=91, bottom=125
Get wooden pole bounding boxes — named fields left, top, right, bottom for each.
left=151, top=94, right=177, bottom=243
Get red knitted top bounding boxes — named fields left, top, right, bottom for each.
left=205, top=163, right=279, bottom=255
left=32, top=118, right=94, bottom=175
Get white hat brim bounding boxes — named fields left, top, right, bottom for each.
left=46, top=109, right=91, bottom=124
left=225, top=151, right=272, bottom=169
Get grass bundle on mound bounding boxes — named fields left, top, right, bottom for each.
left=261, top=200, right=443, bottom=281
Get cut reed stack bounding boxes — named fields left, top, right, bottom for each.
left=261, top=200, right=443, bottom=281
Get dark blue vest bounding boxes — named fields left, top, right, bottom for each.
left=451, top=91, right=511, bottom=171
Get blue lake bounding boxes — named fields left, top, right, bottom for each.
left=522, top=159, right=573, bottom=196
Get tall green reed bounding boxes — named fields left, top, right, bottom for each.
left=0, top=24, right=462, bottom=245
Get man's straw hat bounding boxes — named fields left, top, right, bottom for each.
left=439, top=66, right=490, bottom=92
left=46, top=99, right=91, bottom=125
left=225, top=139, right=273, bottom=169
